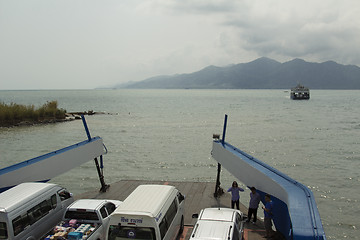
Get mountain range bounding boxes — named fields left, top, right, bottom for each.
left=118, top=57, right=360, bottom=89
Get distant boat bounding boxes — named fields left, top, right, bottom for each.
left=290, top=84, right=310, bottom=100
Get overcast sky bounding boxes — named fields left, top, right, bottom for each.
left=1, top=0, right=359, bottom=90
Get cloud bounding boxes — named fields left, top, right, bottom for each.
left=138, top=0, right=238, bottom=15
left=222, top=0, right=360, bottom=64
left=0, top=0, right=359, bottom=89
left=147, top=0, right=360, bottom=65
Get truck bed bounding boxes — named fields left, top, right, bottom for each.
left=43, top=220, right=100, bottom=240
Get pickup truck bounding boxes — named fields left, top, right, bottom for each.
left=43, top=199, right=122, bottom=240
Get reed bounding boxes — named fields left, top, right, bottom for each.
left=0, top=101, right=66, bottom=126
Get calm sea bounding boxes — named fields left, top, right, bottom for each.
left=0, top=89, right=359, bottom=239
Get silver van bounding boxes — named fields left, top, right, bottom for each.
left=0, top=182, right=73, bottom=240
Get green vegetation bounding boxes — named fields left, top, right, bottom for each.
left=0, top=101, right=67, bottom=127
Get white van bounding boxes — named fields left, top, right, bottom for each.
left=107, top=185, right=185, bottom=240
left=0, top=182, right=73, bottom=240
left=190, top=208, right=244, bottom=240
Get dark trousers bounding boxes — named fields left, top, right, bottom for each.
left=231, top=200, right=240, bottom=210
left=247, top=207, right=258, bottom=222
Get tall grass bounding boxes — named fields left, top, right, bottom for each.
left=0, top=101, right=66, bottom=125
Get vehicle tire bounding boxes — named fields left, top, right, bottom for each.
left=179, top=216, right=184, bottom=234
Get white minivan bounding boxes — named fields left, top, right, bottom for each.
left=0, top=182, right=73, bottom=240
left=190, top=208, right=245, bottom=240
left=107, top=184, right=185, bottom=240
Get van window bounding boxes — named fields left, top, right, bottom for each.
left=235, top=212, right=242, bottom=227
left=159, top=199, right=178, bottom=239
left=159, top=217, right=168, bottom=239
left=12, top=193, right=58, bottom=236
left=0, top=222, right=8, bottom=239
left=28, top=200, right=50, bottom=223
left=105, top=202, right=116, bottom=215
left=108, top=225, right=156, bottom=240
left=100, top=206, right=108, bottom=218
left=232, top=227, right=240, bottom=240
left=12, top=213, right=30, bottom=236
left=50, top=194, right=57, bottom=209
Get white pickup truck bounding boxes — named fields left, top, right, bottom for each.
left=43, top=199, right=122, bottom=240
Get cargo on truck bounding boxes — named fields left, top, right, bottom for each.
left=43, top=199, right=122, bottom=240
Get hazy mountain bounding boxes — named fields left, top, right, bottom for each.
left=120, top=57, right=360, bottom=89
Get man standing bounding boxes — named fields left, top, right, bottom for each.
left=247, top=187, right=261, bottom=223
left=262, top=194, right=275, bottom=238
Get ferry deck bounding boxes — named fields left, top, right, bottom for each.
left=76, top=180, right=283, bottom=240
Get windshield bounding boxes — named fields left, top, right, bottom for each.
left=108, top=225, right=156, bottom=240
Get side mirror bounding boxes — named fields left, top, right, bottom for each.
left=178, top=193, right=185, bottom=202
left=192, top=213, right=199, bottom=219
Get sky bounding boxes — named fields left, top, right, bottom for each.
left=1, top=0, right=360, bottom=90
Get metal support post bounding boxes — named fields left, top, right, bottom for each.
left=81, top=115, right=109, bottom=192
left=214, top=114, right=228, bottom=197
left=94, top=157, right=109, bottom=192
left=214, top=163, right=222, bottom=197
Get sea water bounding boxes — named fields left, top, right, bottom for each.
left=0, top=89, right=359, bottom=239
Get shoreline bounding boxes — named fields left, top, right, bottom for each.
left=0, top=111, right=101, bottom=128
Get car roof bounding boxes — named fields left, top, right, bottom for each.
left=0, top=182, right=59, bottom=212
left=68, top=199, right=122, bottom=211
left=199, top=208, right=239, bottom=222
left=114, top=185, right=176, bottom=217
left=191, top=220, right=234, bottom=240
